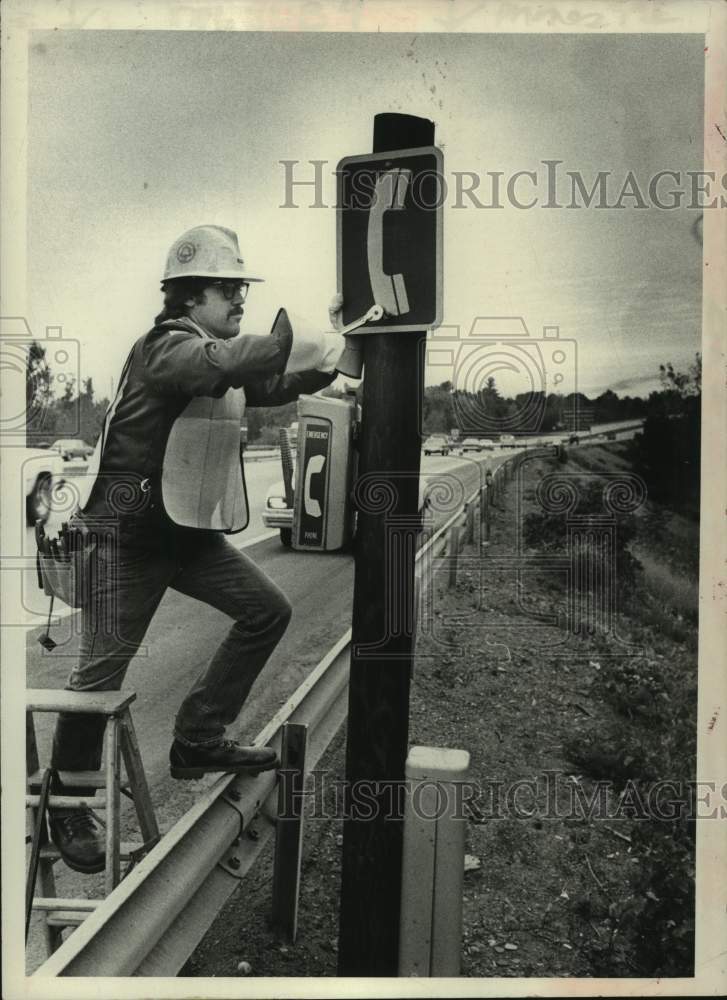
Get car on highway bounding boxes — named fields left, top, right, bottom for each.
left=50, top=438, right=94, bottom=461
left=423, top=435, right=450, bottom=456
left=21, top=446, right=66, bottom=525
left=460, top=437, right=482, bottom=453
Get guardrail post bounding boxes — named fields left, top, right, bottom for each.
left=481, top=487, right=490, bottom=543
left=271, top=723, right=308, bottom=943
left=398, top=747, right=470, bottom=977
left=448, top=525, right=460, bottom=588
left=465, top=502, right=474, bottom=545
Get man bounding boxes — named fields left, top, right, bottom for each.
left=47, top=224, right=344, bottom=874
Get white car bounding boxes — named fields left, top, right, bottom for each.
left=50, top=438, right=94, bottom=461
left=263, top=482, right=294, bottom=547
left=21, top=447, right=66, bottom=525
left=423, top=435, right=450, bottom=456
left=461, top=437, right=482, bottom=453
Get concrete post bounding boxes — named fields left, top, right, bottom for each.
left=399, top=747, right=471, bottom=976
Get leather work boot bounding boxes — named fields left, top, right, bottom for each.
left=48, top=807, right=106, bottom=875
left=169, top=738, right=279, bottom=780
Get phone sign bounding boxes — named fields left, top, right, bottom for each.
left=336, top=145, right=443, bottom=334
left=296, top=418, right=332, bottom=549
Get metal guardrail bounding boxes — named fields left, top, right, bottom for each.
left=32, top=451, right=522, bottom=978
left=570, top=420, right=644, bottom=444
left=34, top=630, right=352, bottom=977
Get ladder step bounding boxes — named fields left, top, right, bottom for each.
left=33, top=897, right=100, bottom=912
left=46, top=910, right=92, bottom=927
left=27, top=769, right=131, bottom=790
left=26, top=688, right=137, bottom=715
left=40, top=841, right=146, bottom=862
left=26, top=794, right=106, bottom=809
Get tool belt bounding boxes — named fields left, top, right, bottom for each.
left=34, top=516, right=100, bottom=650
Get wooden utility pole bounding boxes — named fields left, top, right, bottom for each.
left=338, top=112, right=435, bottom=976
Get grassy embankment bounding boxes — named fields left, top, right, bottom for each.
left=549, top=444, right=697, bottom=976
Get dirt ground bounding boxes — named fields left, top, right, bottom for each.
left=188, top=445, right=697, bottom=980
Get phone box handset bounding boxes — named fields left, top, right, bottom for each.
left=335, top=303, right=385, bottom=378
left=336, top=167, right=413, bottom=377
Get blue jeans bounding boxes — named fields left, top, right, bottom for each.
left=51, top=522, right=292, bottom=775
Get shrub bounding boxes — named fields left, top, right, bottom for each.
left=522, top=476, right=642, bottom=596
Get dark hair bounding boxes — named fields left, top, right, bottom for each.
left=154, top=277, right=211, bottom=324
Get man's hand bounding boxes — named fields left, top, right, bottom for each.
left=330, top=294, right=366, bottom=380
left=328, top=293, right=343, bottom=332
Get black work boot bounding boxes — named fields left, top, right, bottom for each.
left=48, top=807, right=106, bottom=874
left=169, top=738, right=278, bottom=779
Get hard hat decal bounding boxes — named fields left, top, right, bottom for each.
left=163, top=225, right=265, bottom=283
left=176, top=242, right=196, bottom=263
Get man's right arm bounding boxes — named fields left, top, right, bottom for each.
left=141, top=327, right=289, bottom=396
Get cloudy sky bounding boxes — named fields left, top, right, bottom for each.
left=27, top=30, right=704, bottom=400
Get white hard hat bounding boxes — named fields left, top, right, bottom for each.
left=162, top=225, right=264, bottom=282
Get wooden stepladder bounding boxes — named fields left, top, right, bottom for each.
left=25, top=688, right=160, bottom=955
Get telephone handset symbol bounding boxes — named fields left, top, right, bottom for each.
left=367, top=168, right=412, bottom=317
left=303, top=454, right=325, bottom=518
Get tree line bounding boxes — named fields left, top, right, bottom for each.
left=26, top=339, right=702, bottom=519
left=26, top=341, right=108, bottom=447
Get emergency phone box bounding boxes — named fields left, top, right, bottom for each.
left=292, top=394, right=357, bottom=551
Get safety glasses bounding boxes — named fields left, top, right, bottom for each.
left=209, top=280, right=250, bottom=302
